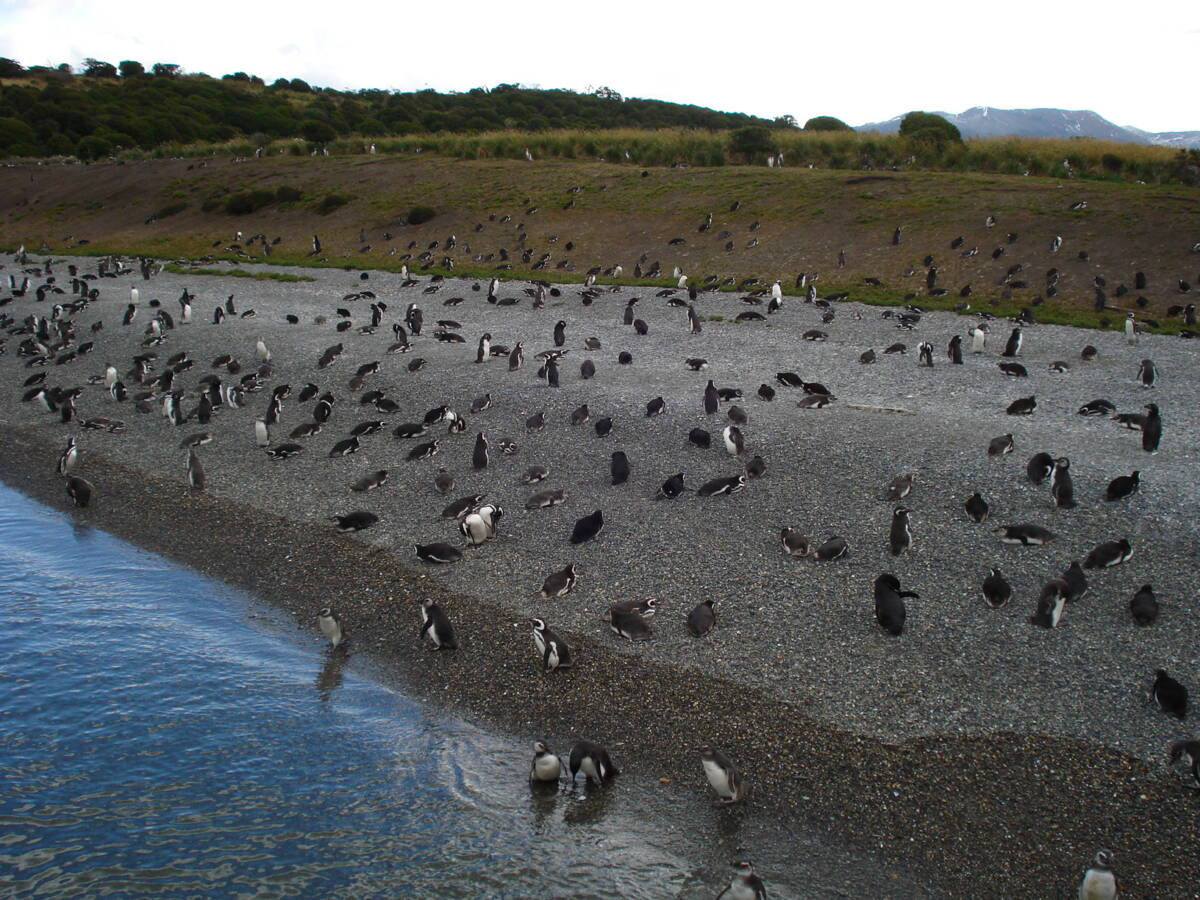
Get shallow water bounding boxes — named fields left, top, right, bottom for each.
left=0, top=482, right=931, bottom=898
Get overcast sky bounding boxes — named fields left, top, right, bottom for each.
left=2, top=0, right=1196, bottom=133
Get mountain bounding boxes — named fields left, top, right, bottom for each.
left=856, top=107, right=1200, bottom=148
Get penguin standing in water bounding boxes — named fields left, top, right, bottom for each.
left=529, top=741, right=562, bottom=783
left=1078, top=849, right=1119, bottom=900
left=567, top=740, right=618, bottom=786
left=476, top=332, right=491, bottom=363
left=472, top=432, right=489, bottom=470
left=530, top=618, right=573, bottom=673
left=418, top=598, right=458, bottom=650
left=699, top=746, right=749, bottom=805
left=1142, top=403, right=1162, bottom=452
left=888, top=507, right=912, bottom=556
left=317, top=607, right=345, bottom=648
left=947, top=334, right=963, bottom=364
left=1050, top=457, right=1076, bottom=508
left=718, top=861, right=767, bottom=900
left=1002, top=327, right=1022, bottom=357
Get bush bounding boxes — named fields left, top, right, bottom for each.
left=75, top=135, right=113, bottom=160
left=224, top=189, right=275, bottom=215
left=274, top=185, right=302, bottom=203
left=155, top=201, right=188, bottom=219
left=1101, top=153, right=1123, bottom=174
left=119, top=60, right=145, bottom=78
left=730, top=126, right=777, bottom=160
left=899, top=111, right=963, bottom=147
left=804, top=116, right=852, bottom=132
left=407, top=204, right=435, bottom=225
left=314, top=193, right=351, bottom=215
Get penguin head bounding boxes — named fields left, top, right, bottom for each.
left=534, top=740, right=552, bottom=755
left=317, top=607, right=333, bottom=619
left=1091, top=849, right=1114, bottom=869
left=530, top=617, right=547, bottom=632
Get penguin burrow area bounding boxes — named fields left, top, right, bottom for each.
left=5, top=253, right=1198, bottom=775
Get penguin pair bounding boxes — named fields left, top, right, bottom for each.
left=460, top=503, right=502, bottom=547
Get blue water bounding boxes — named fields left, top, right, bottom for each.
left=0, top=482, right=930, bottom=898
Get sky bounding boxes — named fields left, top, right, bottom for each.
left=1, top=0, right=1197, bottom=133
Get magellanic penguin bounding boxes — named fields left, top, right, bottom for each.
left=884, top=473, right=915, bottom=501
left=1006, top=396, right=1037, bottom=415
left=317, top=607, right=345, bottom=648
left=1078, top=849, right=1119, bottom=900
left=1130, top=584, right=1159, bottom=626
left=1151, top=669, right=1188, bottom=719
left=1137, top=358, right=1156, bottom=388
left=472, top=432, right=489, bottom=470
left=1083, top=538, right=1132, bottom=569
left=982, top=568, right=1012, bottom=608
left=570, top=510, right=604, bottom=544
left=987, top=434, right=1015, bottom=456
left=1029, top=578, right=1069, bottom=628
left=1125, top=312, right=1139, bottom=344
left=1105, top=471, right=1139, bottom=501
left=609, top=608, right=652, bottom=641
left=947, top=334, right=963, bottom=364
left=781, top=528, right=810, bottom=557
left=965, top=492, right=989, bottom=523
left=723, top=425, right=745, bottom=456
left=1142, top=403, right=1162, bottom=453
left=530, top=741, right=562, bottom=783
left=970, top=325, right=987, bottom=354
left=888, top=507, right=912, bottom=556
left=719, top=861, right=768, bottom=900
left=874, top=573, right=918, bottom=636
left=419, top=598, right=458, bottom=650
left=415, top=542, right=463, bottom=564
left=1050, top=458, right=1076, bottom=509
left=1061, top=561, right=1089, bottom=602
left=476, top=332, right=491, bottom=363
left=530, top=618, right=573, bottom=673
left=686, top=599, right=717, bottom=637
left=1026, top=451, right=1054, bottom=484
left=811, top=535, right=849, bottom=561
left=1167, top=739, right=1200, bottom=789
left=704, top=380, right=719, bottom=415
left=540, top=563, right=578, bottom=599
left=187, top=448, right=205, bottom=491
left=699, top=746, right=749, bottom=805
left=568, top=740, right=618, bottom=786
left=332, top=511, right=379, bottom=532
left=998, top=523, right=1055, bottom=546
left=353, top=470, right=389, bottom=493
left=65, top=475, right=93, bottom=508
left=57, top=437, right=78, bottom=475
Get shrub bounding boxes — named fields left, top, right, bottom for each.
left=1101, top=152, right=1123, bottom=173
left=274, top=185, right=302, bottom=203
left=301, top=119, right=336, bottom=143
left=730, top=126, right=777, bottom=161
left=804, top=116, right=852, bottom=132
left=407, top=204, right=435, bottom=224
left=314, top=193, right=351, bottom=215
left=75, top=135, right=113, bottom=160
left=899, top=111, right=963, bottom=147
left=224, top=189, right=275, bottom=215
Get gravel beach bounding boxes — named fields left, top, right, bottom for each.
left=2, top=254, right=1198, bottom=897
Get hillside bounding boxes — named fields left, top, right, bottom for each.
left=2, top=154, right=1198, bottom=331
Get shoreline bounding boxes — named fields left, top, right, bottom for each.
left=4, top=424, right=1196, bottom=897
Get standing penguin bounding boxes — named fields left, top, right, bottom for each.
left=57, top=437, right=78, bottom=475
left=472, top=432, right=489, bottom=470
left=699, top=746, right=748, bottom=805
left=719, top=861, right=768, bottom=900
left=545, top=357, right=560, bottom=388
left=553, top=320, right=567, bottom=347
left=1078, top=849, right=1119, bottom=900
left=418, top=598, right=457, bottom=650
left=688, top=304, right=703, bottom=334
left=965, top=492, right=989, bottom=523
left=509, top=341, right=524, bottom=371
left=917, top=341, right=934, bottom=367
left=1129, top=584, right=1159, bottom=626
left=187, top=449, right=205, bottom=491
left=529, top=741, right=562, bottom=783
left=723, top=424, right=745, bottom=456
left=970, top=324, right=987, bottom=353
left=65, top=475, right=93, bottom=507
left=255, top=417, right=270, bottom=447
left=610, top=451, right=630, bottom=486
left=1124, top=312, right=1138, bottom=344
left=530, top=618, right=573, bottom=673
left=1151, top=669, right=1188, bottom=719
left=686, top=599, right=717, bottom=637
left=476, top=332, right=491, bottom=363
left=1002, top=327, right=1022, bottom=357
left=888, top=507, right=912, bottom=556
left=1050, top=457, right=1076, bottom=509
left=567, top=740, right=618, bottom=786
left=704, top=379, right=719, bottom=415
left=947, top=334, right=963, bottom=364
left=1142, top=403, right=1162, bottom=452
left=873, top=573, right=914, bottom=636
left=1137, top=359, right=1156, bottom=388
left=317, top=607, right=345, bottom=648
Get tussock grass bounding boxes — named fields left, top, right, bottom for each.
left=162, top=263, right=314, bottom=282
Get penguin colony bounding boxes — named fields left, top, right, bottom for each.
left=2, top=206, right=1198, bottom=896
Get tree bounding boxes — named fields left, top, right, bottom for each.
left=76, top=135, right=113, bottom=160
left=804, top=115, right=852, bottom=132
left=729, top=126, right=777, bottom=162
left=269, top=78, right=290, bottom=90
left=301, top=119, right=336, bottom=143
left=0, top=116, right=37, bottom=150
left=289, top=78, right=312, bottom=93
left=773, top=114, right=799, bottom=129
left=118, top=60, right=145, bottom=78
left=151, top=63, right=181, bottom=77
left=899, top=111, right=962, bottom=146
left=594, top=86, right=622, bottom=102
left=0, top=57, right=25, bottom=77
left=82, top=58, right=118, bottom=78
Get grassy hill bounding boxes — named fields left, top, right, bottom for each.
left=2, top=152, right=1198, bottom=330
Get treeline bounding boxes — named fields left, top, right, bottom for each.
left=0, top=56, right=780, bottom=160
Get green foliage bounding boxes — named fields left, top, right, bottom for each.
left=407, top=204, right=435, bottom=225
left=313, top=193, right=351, bottom=215
left=0, top=57, right=24, bottom=77
left=152, top=63, right=180, bottom=77
left=730, top=126, right=777, bottom=160
left=274, top=185, right=302, bottom=203
left=899, top=111, right=963, bottom=146
left=224, top=189, right=275, bottom=215
left=119, top=60, right=145, bottom=78
left=0, top=116, right=36, bottom=150
left=289, top=78, right=312, bottom=93
left=75, top=135, right=112, bottom=160
left=302, top=119, right=336, bottom=143
left=804, top=116, right=852, bottom=132
left=154, top=200, right=188, bottom=218
left=83, top=58, right=118, bottom=78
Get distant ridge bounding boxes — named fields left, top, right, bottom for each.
left=856, top=106, right=1200, bottom=149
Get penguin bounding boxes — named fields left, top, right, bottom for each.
left=657, top=473, right=686, bottom=500
left=811, top=535, right=849, bottom=561
left=1050, top=458, right=1076, bottom=508
left=472, top=432, right=489, bottom=470
left=1078, top=849, right=1119, bottom=900
left=997, top=523, right=1055, bottom=545
left=884, top=473, right=915, bottom=501
left=981, top=568, right=1012, bottom=608
left=965, top=492, right=989, bottom=523
left=688, top=427, right=712, bottom=449
left=718, top=861, right=767, bottom=900
left=1061, top=561, right=1088, bottom=602
left=540, top=563, right=578, bottom=599
left=859, top=349, right=877, bottom=365
left=603, top=598, right=657, bottom=622
left=947, top=334, right=963, bottom=364
left=1026, top=451, right=1054, bottom=483
left=874, top=573, right=916, bottom=636
left=609, top=608, right=652, bottom=641
left=1137, top=359, right=1156, bottom=388
left=1029, top=578, right=1068, bottom=628
left=317, top=607, right=345, bottom=648
left=686, top=599, right=717, bottom=637
left=781, top=528, right=809, bottom=557
left=745, top=455, right=766, bottom=479
left=698, top=474, right=746, bottom=497
left=1002, top=327, right=1022, bottom=358
left=265, top=443, right=305, bottom=460
left=332, top=511, right=378, bottom=532
left=722, top=425, right=745, bottom=456
left=530, top=618, right=572, bottom=672
left=475, top=332, right=491, bottom=363
left=987, top=434, right=1015, bottom=456
left=460, top=509, right=495, bottom=547
left=255, top=339, right=271, bottom=363
left=1006, top=396, right=1037, bottom=415
left=699, top=746, right=748, bottom=805
left=646, top=396, right=667, bottom=417
left=610, top=451, right=630, bottom=485
left=418, top=598, right=458, bottom=649
left=594, top=417, right=613, bottom=438
left=688, top=304, right=703, bottom=334
left=998, top=362, right=1028, bottom=377
left=329, top=436, right=361, bottom=458
left=580, top=359, right=596, bottom=380
left=353, top=470, right=390, bottom=493
left=569, top=404, right=591, bottom=426
left=1105, top=471, right=1139, bottom=501
left=406, top=439, right=440, bottom=461
left=704, top=379, right=719, bottom=415
left=917, top=342, right=934, bottom=367
left=414, top=542, right=463, bottom=564
left=525, top=411, right=546, bottom=432
left=508, top=341, right=524, bottom=371
left=757, top=384, right=776, bottom=401
left=57, top=437, right=78, bottom=475
left=1142, top=403, right=1162, bottom=452
left=1167, top=739, right=1200, bottom=789
left=1124, top=312, right=1138, bottom=344
left=545, top=357, right=560, bottom=388
left=569, top=510, right=604, bottom=544
left=1077, top=398, right=1115, bottom=417
left=1083, top=538, right=1132, bottom=569
left=567, top=740, right=618, bottom=785
left=187, top=449, right=205, bottom=491
left=553, top=320, right=566, bottom=347
left=65, top=475, right=93, bottom=508
left=1152, top=669, right=1188, bottom=719
left=529, top=741, right=562, bottom=783
left=441, top=494, right=485, bottom=520
left=888, top=507, right=912, bottom=556
left=1130, top=584, right=1158, bottom=626
left=526, top=488, right=567, bottom=509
